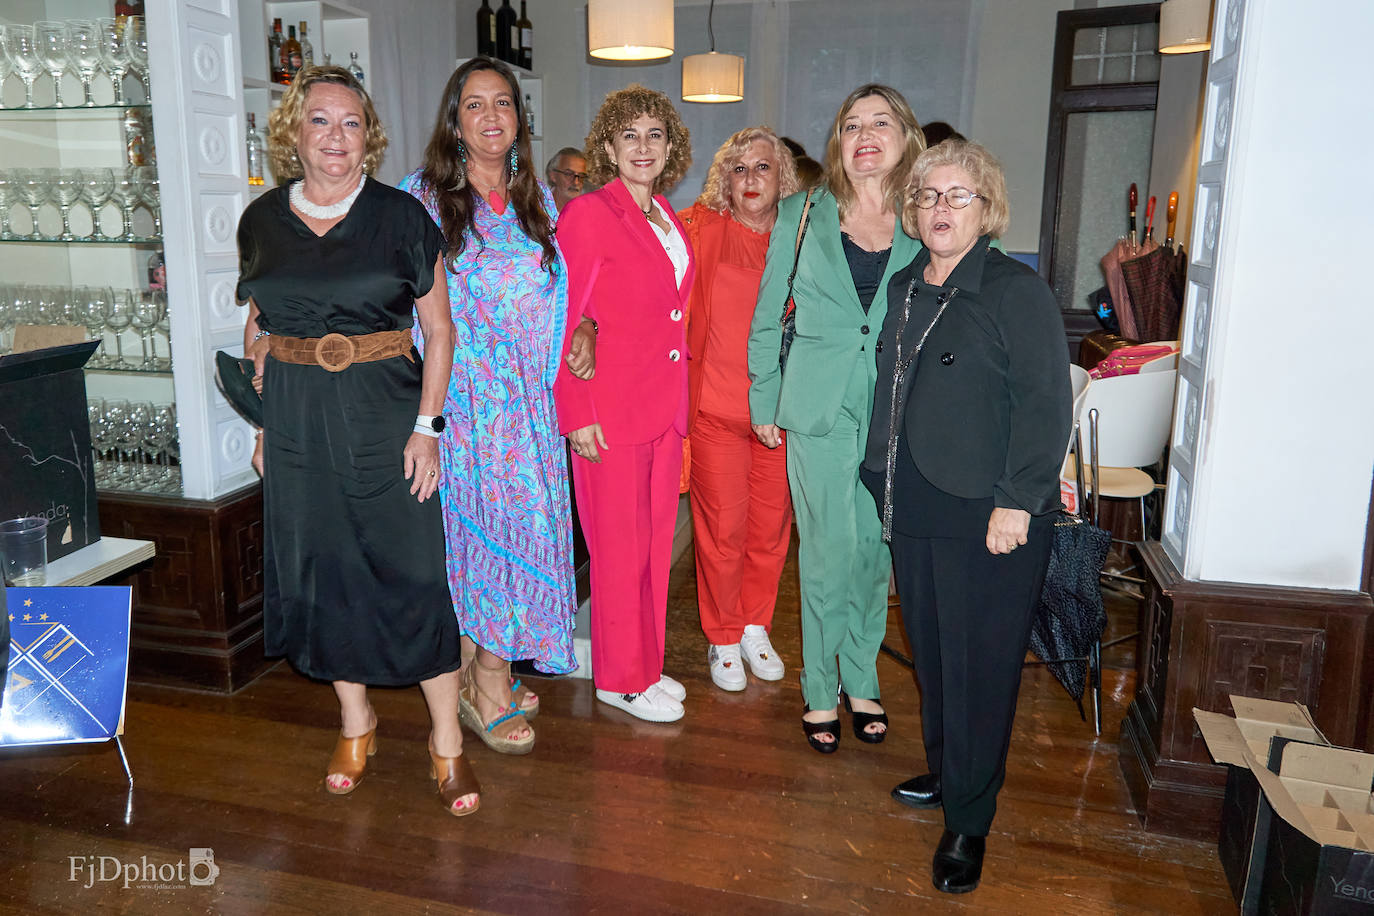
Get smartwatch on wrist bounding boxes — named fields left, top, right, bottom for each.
left=416, top=414, right=445, bottom=434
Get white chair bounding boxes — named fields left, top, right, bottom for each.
left=1080, top=368, right=1177, bottom=535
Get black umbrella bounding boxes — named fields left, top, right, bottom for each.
left=1027, top=514, right=1111, bottom=704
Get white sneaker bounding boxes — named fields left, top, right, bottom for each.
left=657, top=673, right=687, bottom=702
left=739, top=625, right=785, bottom=681
left=708, top=644, right=747, bottom=692
left=595, top=684, right=684, bottom=722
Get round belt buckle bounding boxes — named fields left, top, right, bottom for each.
left=315, top=333, right=356, bottom=372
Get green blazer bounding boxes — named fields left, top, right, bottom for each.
left=747, top=188, right=923, bottom=437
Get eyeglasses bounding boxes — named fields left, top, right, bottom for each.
left=912, top=187, right=985, bottom=209
left=550, top=168, right=588, bottom=184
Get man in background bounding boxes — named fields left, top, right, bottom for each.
left=545, top=146, right=588, bottom=213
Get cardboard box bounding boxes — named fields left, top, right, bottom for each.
left=1254, top=741, right=1374, bottom=914
left=1195, top=697, right=1330, bottom=914
left=0, top=341, right=102, bottom=562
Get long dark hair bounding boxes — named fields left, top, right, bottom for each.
left=419, top=57, right=556, bottom=272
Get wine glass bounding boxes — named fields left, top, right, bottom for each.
left=105, top=288, right=134, bottom=369
left=133, top=166, right=160, bottom=237
left=103, top=399, right=135, bottom=487
left=16, top=169, right=50, bottom=239
left=6, top=26, right=42, bottom=110
left=0, top=26, right=13, bottom=111
left=130, top=289, right=164, bottom=370
left=80, top=167, right=115, bottom=238
left=77, top=286, right=112, bottom=367
left=87, top=398, right=106, bottom=481
left=51, top=169, right=84, bottom=241
left=66, top=20, right=102, bottom=108
left=34, top=22, right=69, bottom=108
left=123, top=17, right=148, bottom=101
left=0, top=287, right=15, bottom=353
left=152, top=404, right=179, bottom=492
left=109, top=169, right=143, bottom=240
left=0, top=173, right=15, bottom=239
left=96, top=19, right=128, bottom=106
left=155, top=301, right=172, bottom=370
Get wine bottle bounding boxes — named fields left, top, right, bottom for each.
left=246, top=113, right=265, bottom=187
left=495, top=0, right=516, bottom=65
left=347, top=52, right=365, bottom=87
left=524, top=93, right=535, bottom=134
left=517, top=1, right=533, bottom=70
left=476, top=0, right=496, bottom=58
left=269, top=19, right=285, bottom=84
left=283, top=25, right=303, bottom=81
left=298, top=22, right=314, bottom=69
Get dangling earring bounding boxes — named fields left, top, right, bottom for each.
left=508, top=143, right=519, bottom=181
left=452, top=138, right=468, bottom=191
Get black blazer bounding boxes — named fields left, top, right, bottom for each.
left=864, top=237, right=1071, bottom=517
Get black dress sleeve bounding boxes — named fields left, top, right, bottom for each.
left=235, top=196, right=265, bottom=304
left=400, top=194, right=446, bottom=301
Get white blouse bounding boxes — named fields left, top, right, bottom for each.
left=648, top=200, right=689, bottom=289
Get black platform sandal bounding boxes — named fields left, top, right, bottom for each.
left=802, top=706, right=841, bottom=754
left=843, top=693, right=888, bottom=744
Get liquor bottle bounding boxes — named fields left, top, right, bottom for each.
left=524, top=93, right=535, bottom=134
left=283, top=26, right=303, bottom=81
left=476, top=0, right=496, bottom=58
left=246, top=113, right=265, bottom=187
left=347, top=52, right=365, bottom=87
left=115, top=0, right=145, bottom=23
left=123, top=108, right=148, bottom=167
left=269, top=19, right=286, bottom=84
left=298, top=22, right=314, bottom=68
left=495, top=0, right=516, bottom=64
left=517, top=1, right=533, bottom=70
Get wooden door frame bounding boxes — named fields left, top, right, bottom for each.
left=1037, top=3, right=1161, bottom=340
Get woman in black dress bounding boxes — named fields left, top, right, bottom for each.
left=236, top=66, right=478, bottom=816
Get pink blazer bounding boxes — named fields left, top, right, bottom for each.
left=554, top=178, right=697, bottom=445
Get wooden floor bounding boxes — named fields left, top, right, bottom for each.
left=0, top=540, right=1235, bottom=914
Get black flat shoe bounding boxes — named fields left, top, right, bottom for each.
left=891, top=773, right=942, bottom=809
left=802, top=706, right=840, bottom=754
left=932, top=829, right=985, bottom=894
left=842, top=693, right=888, bottom=744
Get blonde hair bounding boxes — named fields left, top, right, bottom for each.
left=694, top=126, right=801, bottom=215
left=267, top=65, right=387, bottom=182
left=901, top=139, right=1010, bottom=240
left=584, top=84, right=692, bottom=195
left=822, top=84, right=924, bottom=219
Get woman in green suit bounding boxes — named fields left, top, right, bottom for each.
left=746, top=84, right=924, bottom=752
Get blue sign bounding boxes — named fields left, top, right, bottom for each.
left=2, top=587, right=131, bottom=746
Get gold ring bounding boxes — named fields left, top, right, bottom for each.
left=428, top=470, right=436, bottom=477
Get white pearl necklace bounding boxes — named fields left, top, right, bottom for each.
left=290, top=173, right=366, bottom=220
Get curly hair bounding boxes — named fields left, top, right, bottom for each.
left=822, top=84, right=924, bottom=220
left=267, top=65, right=387, bottom=182
left=694, top=126, right=800, bottom=215
left=416, top=57, right=556, bottom=272
left=584, top=85, right=692, bottom=195
left=901, top=139, right=1011, bottom=241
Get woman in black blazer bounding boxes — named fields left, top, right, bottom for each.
left=863, top=139, right=1070, bottom=894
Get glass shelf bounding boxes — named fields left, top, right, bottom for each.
left=0, top=236, right=161, bottom=246
left=0, top=103, right=152, bottom=118
left=86, top=365, right=173, bottom=377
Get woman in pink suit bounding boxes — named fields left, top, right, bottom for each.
left=554, top=85, right=695, bottom=722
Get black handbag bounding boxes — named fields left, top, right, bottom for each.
left=778, top=189, right=817, bottom=369
left=213, top=350, right=264, bottom=428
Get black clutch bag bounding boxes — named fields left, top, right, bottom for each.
left=213, top=350, right=263, bottom=428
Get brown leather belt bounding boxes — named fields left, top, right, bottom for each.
left=268, top=329, right=415, bottom=372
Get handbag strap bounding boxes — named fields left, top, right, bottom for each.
left=780, top=189, right=817, bottom=321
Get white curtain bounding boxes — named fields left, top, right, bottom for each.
left=584, top=0, right=978, bottom=209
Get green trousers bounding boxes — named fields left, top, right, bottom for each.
left=786, top=359, right=891, bottom=711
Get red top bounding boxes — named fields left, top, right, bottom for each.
left=680, top=205, right=771, bottom=425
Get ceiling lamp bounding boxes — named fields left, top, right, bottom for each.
left=588, top=0, right=673, bottom=61
left=1158, top=0, right=1213, bottom=54
left=681, top=1, right=744, bottom=103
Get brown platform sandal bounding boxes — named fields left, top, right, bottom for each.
left=459, top=662, right=535, bottom=755
left=428, top=742, right=481, bottom=817
left=324, top=727, right=377, bottom=795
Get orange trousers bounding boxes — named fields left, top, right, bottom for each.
left=689, top=411, right=793, bottom=645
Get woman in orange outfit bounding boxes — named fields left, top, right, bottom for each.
left=680, top=127, right=800, bottom=692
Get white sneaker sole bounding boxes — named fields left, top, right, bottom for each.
left=595, top=689, right=684, bottom=723
left=710, top=668, right=747, bottom=692
left=743, top=657, right=785, bottom=681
